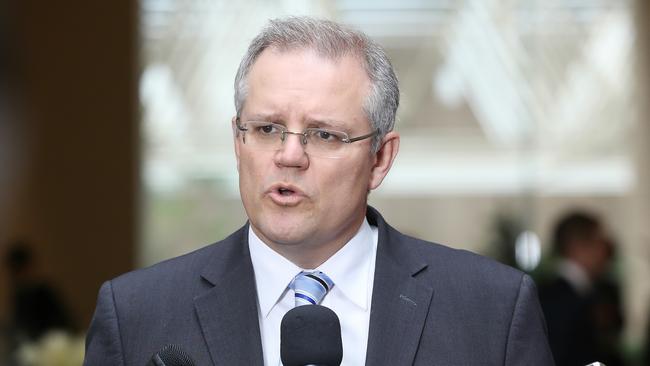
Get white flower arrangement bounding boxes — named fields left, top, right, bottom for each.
left=16, top=330, right=85, bottom=366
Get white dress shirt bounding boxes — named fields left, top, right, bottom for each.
left=557, top=259, right=592, bottom=296
left=248, top=218, right=378, bottom=366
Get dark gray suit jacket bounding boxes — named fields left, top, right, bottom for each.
left=84, top=207, right=554, bottom=365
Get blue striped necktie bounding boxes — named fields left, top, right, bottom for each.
left=290, top=271, right=334, bottom=306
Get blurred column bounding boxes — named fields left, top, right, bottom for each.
left=1, top=0, right=138, bottom=332
left=624, top=0, right=650, bottom=348
left=0, top=0, right=26, bottom=338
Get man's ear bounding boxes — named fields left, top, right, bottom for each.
left=232, top=117, right=241, bottom=172
left=369, top=131, right=399, bottom=191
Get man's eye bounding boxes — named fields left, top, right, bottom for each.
left=257, top=124, right=278, bottom=134
left=315, top=130, right=337, bottom=141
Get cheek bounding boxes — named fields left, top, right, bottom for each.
left=317, top=159, right=371, bottom=196
left=238, top=153, right=264, bottom=189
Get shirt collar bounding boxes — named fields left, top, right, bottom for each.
left=249, top=227, right=301, bottom=318
left=317, top=219, right=374, bottom=311
left=248, top=218, right=375, bottom=317
left=557, top=259, right=592, bottom=295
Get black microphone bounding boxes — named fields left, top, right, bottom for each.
left=146, top=344, right=196, bottom=366
left=280, top=305, right=343, bottom=366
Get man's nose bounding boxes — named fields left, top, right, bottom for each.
left=274, top=133, right=309, bottom=169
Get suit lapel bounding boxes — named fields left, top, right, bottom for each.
left=191, top=209, right=432, bottom=365
left=194, top=226, right=264, bottom=366
left=365, top=208, right=434, bottom=366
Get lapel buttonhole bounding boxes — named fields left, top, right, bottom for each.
left=399, top=294, right=417, bottom=307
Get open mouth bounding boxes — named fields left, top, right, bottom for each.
left=268, top=184, right=304, bottom=206
left=278, top=187, right=295, bottom=196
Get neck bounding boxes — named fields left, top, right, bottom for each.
left=251, top=215, right=366, bottom=269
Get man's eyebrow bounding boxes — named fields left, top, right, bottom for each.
left=307, top=119, right=348, bottom=130
left=244, top=115, right=348, bottom=130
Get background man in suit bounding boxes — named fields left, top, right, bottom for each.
left=84, top=17, right=554, bottom=365
left=539, top=211, right=624, bottom=366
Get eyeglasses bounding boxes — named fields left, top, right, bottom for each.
left=235, top=119, right=378, bottom=159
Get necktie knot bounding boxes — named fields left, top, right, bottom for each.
left=290, top=271, right=334, bottom=307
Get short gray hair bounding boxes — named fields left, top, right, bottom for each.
left=234, top=17, right=399, bottom=152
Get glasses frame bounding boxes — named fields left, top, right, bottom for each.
left=235, top=118, right=378, bottom=146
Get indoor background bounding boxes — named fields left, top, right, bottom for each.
left=1, top=0, right=649, bottom=364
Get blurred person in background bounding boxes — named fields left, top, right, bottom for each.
left=538, top=211, right=624, bottom=366
left=3, top=241, right=74, bottom=355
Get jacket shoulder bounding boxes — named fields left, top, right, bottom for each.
left=384, top=224, right=527, bottom=297
left=110, top=225, right=247, bottom=298
left=417, top=235, right=522, bottom=280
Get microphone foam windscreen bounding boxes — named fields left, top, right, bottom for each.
left=280, top=305, right=343, bottom=366
left=153, top=344, right=196, bottom=366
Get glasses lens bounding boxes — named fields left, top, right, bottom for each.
left=242, top=121, right=283, bottom=150
left=304, top=129, right=347, bottom=158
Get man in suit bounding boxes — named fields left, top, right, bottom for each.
left=538, top=212, right=623, bottom=366
left=84, top=17, right=553, bottom=365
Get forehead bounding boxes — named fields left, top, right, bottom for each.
left=243, top=47, right=371, bottom=129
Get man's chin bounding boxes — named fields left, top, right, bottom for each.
left=249, top=210, right=309, bottom=241
left=257, top=224, right=313, bottom=247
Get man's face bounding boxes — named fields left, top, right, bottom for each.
left=234, top=48, right=393, bottom=265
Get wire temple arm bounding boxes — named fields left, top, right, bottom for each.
left=344, top=129, right=379, bottom=143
